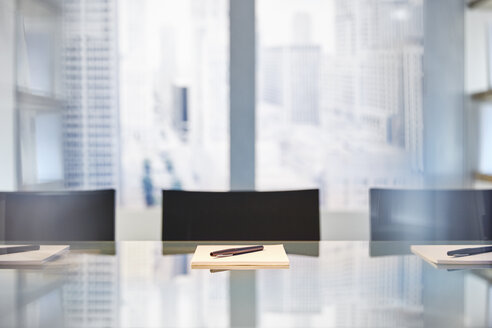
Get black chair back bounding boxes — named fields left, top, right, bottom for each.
left=370, top=188, right=492, bottom=241
left=162, top=189, right=320, bottom=241
left=0, top=190, right=115, bottom=241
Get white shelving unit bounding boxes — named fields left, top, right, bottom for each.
left=467, top=1, right=492, bottom=185
left=469, top=0, right=492, bottom=9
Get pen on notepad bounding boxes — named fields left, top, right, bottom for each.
left=210, top=245, right=264, bottom=257
left=447, top=246, right=492, bottom=257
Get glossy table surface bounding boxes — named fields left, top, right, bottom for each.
left=0, top=240, right=491, bottom=328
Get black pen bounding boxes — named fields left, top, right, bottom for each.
left=210, top=245, right=264, bottom=257
left=0, top=245, right=40, bottom=256
left=447, top=246, right=492, bottom=257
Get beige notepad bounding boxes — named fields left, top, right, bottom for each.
left=0, top=245, right=69, bottom=266
left=191, top=244, right=290, bottom=269
left=411, top=245, right=492, bottom=266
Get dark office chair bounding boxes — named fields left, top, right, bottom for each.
left=0, top=190, right=115, bottom=241
left=370, top=188, right=492, bottom=241
left=162, top=189, right=320, bottom=241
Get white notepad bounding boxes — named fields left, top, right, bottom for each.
left=411, top=245, right=492, bottom=266
left=191, top=244, right=290, bottom=269
left=0, top=245, right=69, bottom=266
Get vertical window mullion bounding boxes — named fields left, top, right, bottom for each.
left=229, top=0, right=256, bottom=191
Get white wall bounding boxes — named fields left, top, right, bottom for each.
left=0, top=0, right=17, bottom=191
left=116, top=208, right=162, bottom=241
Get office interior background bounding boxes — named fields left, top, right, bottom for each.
left=2, top=1, right=492, bottom=327
left=0, top=0, right=491, bottom=240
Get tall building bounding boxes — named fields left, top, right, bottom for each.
left=260, top=12, right=320, bottom=125
left=62, top=0, right=119, bottom=189
left=320, top=0, right=424, bottom=208
left=261, top=47, right=284, bottom=106
left=288, top=46, right=321, bottom=125
left=402, top=44, right=424, bottom=172
left=63, top=254, right=119, bottom=327
left=261, top=45, right=321, bottom=125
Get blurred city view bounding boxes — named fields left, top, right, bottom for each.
left=257, top=0, right=424, bottom=210
left=16, top=0, right=425, bottom=210
left=117, top=0, right=229, bottom=207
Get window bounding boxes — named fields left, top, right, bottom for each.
left=16, top=0, right=64, bottom=189
left=15, top=0, right=232, bottom=206
left=257, top=0, right=425, bottom=210
left=118, top=0, right=229, bottom=206
left=7, top=0, right=468, bottom=210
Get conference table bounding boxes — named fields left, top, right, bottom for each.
left=0, top=241, right=491, bottom=327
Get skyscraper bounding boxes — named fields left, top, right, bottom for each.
left=402, top=44, right=424, bottom=172
left=321, top=0, right=424, bottom=208
left=62, top=0, right=119, bottom=190
left=260, top=45, right=321, bottom=125
left=288, top=46, right=321, bottom=125
left=260, top=12, right=320, bottom=125
left=63, top=254, right=119, bottom=327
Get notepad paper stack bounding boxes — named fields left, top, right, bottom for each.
left=411, top=245, right=492, bottom=268
left=0, top=245, right=69, bottom=266
left=191, top=244, right=290, bottom=270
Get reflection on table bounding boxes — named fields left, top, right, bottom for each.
left=0, top=241, right=489, bottom=327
